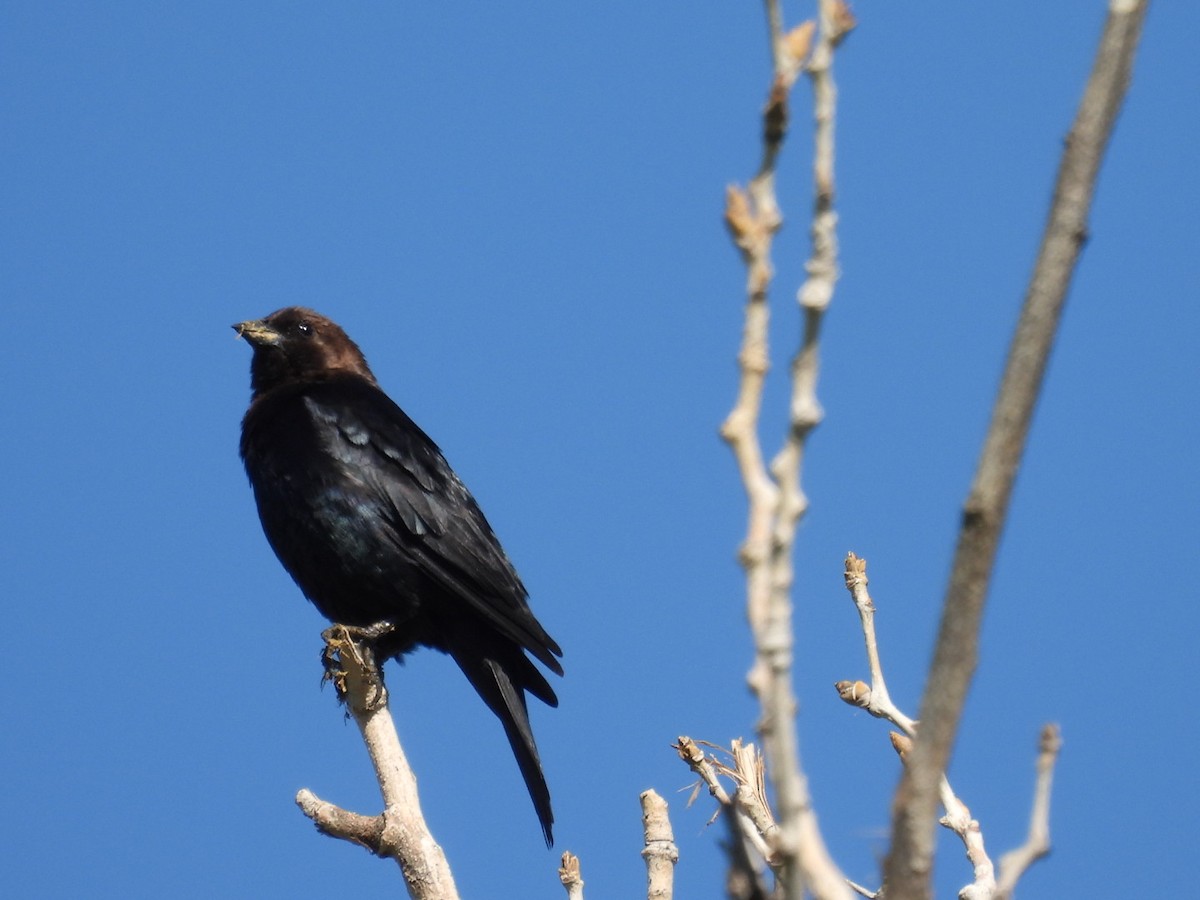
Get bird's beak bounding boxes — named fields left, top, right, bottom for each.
left=233, top=319, right=281, bottom=347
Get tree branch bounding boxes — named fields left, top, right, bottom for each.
left=641, top=790, right=679, bottom=900
left=836, top=553, right=917, bottom=735
left=297, top=626, right=459, bottom=900
left=558, top=852, right=585, bottom=900
left=995, top=724, right=1063, bottom=899
left=721, top=3, right=855, bottom=897
left=881, top=3, right=1150, bottom=897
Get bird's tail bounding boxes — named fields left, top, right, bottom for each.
left=450, top=640, right=557, bottom=846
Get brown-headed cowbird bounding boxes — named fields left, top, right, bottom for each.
left=234, top=307, right=561, bottom=845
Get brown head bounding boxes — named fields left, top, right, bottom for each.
left=233, top=307, right=377, bottom=396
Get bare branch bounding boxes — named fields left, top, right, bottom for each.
left=721, top=3, right=854, bottom=897
left=887, top=734, right=998, bottom=899
left=836, top=553, right=917, bottom=734
left=674, top=737, right=773, bottom=862
left=939, top=785, right=995, bottom=900
left=846, top=879, right=880, bottom=899
left=641, top=790, right=679, bottom=900
left=839, top=558, right=1000, bottom=897
left=995, top=724, right=1064, bottom=899
left=881, top=3, right=1149, bottom=896
left=558, top=852, right=585, bottom=900
left=723, top=801, right=774, bottom=900
left=729, top=740, right=778, bottom=852
left=297, top=627, right=459, bottom=900
left=295, top=788, right=386, bottom=849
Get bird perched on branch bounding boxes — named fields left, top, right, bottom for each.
left=234, top=307, right=562, bottom=845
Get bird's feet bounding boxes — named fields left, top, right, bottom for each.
left=320, top=621, right=396, bottom=710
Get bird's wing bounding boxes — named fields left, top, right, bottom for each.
left=304, top=379, right=562, bottom=672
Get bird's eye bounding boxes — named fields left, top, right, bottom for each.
left=295, top=320, right=312, bottom=336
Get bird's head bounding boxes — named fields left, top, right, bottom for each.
left=234, top=307, right=376, bottom=395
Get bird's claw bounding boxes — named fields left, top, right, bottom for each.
left=320, top=622, right=394, bottom=708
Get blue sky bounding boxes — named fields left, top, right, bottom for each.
left=2, top=2, right=1195, bottom=897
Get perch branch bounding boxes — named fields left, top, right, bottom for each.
left=881, top=3, right=1149, bottom=897
left=296, top=626, right=459, bottom=900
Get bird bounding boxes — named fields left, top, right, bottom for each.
left=234, top=306, right=561, bottom=845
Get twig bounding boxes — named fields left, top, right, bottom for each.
left=641, top=790, right=679, bottom=900
left=729, top=739, right=779, bottom=854
left=836, top=553, right=917, bottom=734
left=881, top=3, right=1149, bottom=897
left=939, top=781, right=995, bottom=900
left=674, top=737, right=773, bottom=862
left=297, top=627, right=459, bottom=900
left=995, top=724, right=1063, bottom=899
left=839, top=557, right=1062, bottom=896
left=674, top=736, right=770, bottom=896
left=676, top=735, right=735, bottom=806
left=558, top=852, right=585, bottom=900
left=846, top=879, right=879, bottom=899
left=721, top=3, right=855, bottom=897
left=723, top=801, right=773, bottom=900
left=888, top=734, right=997, bottom=900
left=838, top=555, right=1000, bottom=897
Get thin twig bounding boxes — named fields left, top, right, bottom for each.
left=676, top=736, right=736, bottom=807
left=674, top=737, right=773, bottom=862
left=888, top=732, right=998, bottom=899
left=881, top=3, right=1149, bottom=897
left=723, top=801, right=773, bottom=900
left=676, top=734, right=768, bottom=897
left=846, top=879, right=879, bottom=899
left=839, top=557, right=1062, bottom=896
left=939, top=784, right=995, bottom=900
left=836, top=552, right=917, bottom=734
left=995, top=724, right=1063, bottom=899
left=838, top=556, right=1000, bottom=897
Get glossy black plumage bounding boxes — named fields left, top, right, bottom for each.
left=234, top=307, right=561, bottom=844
